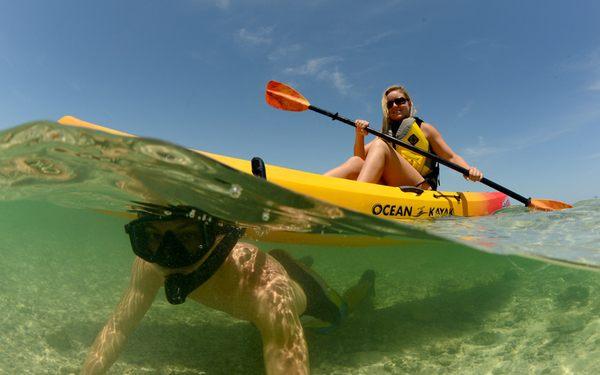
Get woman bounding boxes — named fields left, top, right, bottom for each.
left=325, top=85, right=483, bottom=189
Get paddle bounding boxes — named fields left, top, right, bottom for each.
left=265, top=80, right=572, bottom=211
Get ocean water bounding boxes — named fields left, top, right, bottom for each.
left=0, top=121, right=598, bottom=374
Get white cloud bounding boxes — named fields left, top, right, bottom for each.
left=588, top=80, right=600, bottom=91
left=365, top=0, right=411, bottom=16
left=329, top=69, right=351, bottom=93
left=582, top=152, right=600, bottom=160
left=462, top=136, right=507, bottom=158
left=236, top=27, right=274, bottom=46
left=215, top=0, right=230, bottom=9
left=345, top=30, right=397, bottom=50
left=564, top=49, right=600, bottom=71
left=457, top=100, right=473, bottom=118
left=284, top=57, right=339, bottom=75
left=465, top=127, right=571, bottom=158
left=267, top=44, right=302, bottom=61
left=284, top=57, right=352, bottom=94
left=461, top=39, right=481, bottom=48
left=191, top=0, right=231, bottom=10
left=561, top=48, right=600, bottom=92
left=463, top=106, right=600, bottom=159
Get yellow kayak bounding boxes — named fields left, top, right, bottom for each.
left=58, top=115, right=510, bottom=220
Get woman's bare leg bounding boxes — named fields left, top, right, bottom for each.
left=324, top=156, right=364, bottom=180
left=357, top=138, right=428, bottom=187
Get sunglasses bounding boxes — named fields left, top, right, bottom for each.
left=386, top=97, right=409, bottom=109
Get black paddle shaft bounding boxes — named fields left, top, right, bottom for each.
left=308, top=104, right=532, bottom=206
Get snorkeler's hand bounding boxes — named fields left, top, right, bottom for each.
left=355, top=119, right=369, bottom=137
left=464, top=167, right=483, bottom=182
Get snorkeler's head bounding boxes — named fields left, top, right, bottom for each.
left=124, top=202, right=244, bottom=305
left=125, top=203, right=224, bottom=269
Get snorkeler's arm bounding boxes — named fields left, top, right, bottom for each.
left=82, top=257, right=161, bottom=374
left=423, top=123, right=483, bottom=181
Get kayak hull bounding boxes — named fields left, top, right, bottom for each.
left=201, top=152, right=509, bottom=219
left=58, top=115, right=509, bottom=220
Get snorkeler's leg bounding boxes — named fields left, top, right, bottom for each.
left=273, top=250, right=376, bottom=321
left=324, top=156, right=364, bottom=180
left=357, top=138, right=427, bottom=187
left=82, top=257, right=162, bottom=374
left=253, top=256, right=310, bottom=375
left=269, top=249, right=345, bottom=327
left=197, top=245, right=309, bottom=375
left=342, top=270, right=376, bottom=314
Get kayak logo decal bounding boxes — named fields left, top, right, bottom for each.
left=372, top=204, right=413, bottom=217
left=412, top=206, right=427, bottom=217
left=427, top=207, right=454, bottom=217
left=372, top=204, right=454, bottom=217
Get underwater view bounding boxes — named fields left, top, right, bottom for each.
left=0, top=121, right=598, bottom=374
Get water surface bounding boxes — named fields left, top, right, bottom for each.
left=0, top=122, right=597, bottom=374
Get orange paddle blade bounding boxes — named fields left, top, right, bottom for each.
left=265, top=81, right=310, bottom=112
left=529, top=199, right=573, bottom=211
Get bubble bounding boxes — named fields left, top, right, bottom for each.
left=228, top=184, right=242, bottom=199
left=261, top=209, right=271, bottom=222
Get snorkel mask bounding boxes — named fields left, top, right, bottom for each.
left=125, top=203, right=244, bottom=305
left=125, top=207, right=218, bottom=268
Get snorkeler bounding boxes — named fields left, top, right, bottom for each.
left=82, top=203, right=375, bottom=374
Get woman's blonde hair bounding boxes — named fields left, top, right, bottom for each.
left=380, top=85, right=416, bottom=135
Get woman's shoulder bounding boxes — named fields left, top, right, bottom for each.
left=420, top=121, right=435, bottom=127
left=419, top=121, right=438, bottom=137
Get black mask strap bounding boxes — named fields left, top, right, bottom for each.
left=164, top=226, right=245, bottom=305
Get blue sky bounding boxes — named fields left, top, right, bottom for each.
left=1, top=0, right=598, bottom=202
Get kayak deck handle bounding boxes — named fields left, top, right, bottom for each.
left=433, top=192, right=462, bottom=202
left=398, top=186, right=425, bottom=196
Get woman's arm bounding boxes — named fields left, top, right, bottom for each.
left=82, top=257, right=162, bottom=374
left=353, top=119, right=372, bottom=159
left=422, top=123, right=483, bottom=181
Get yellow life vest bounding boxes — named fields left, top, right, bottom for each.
left=390, top=117, right=437, bottom=179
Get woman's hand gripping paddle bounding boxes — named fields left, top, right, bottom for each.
left=265, top=80, right=572, bottom=211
